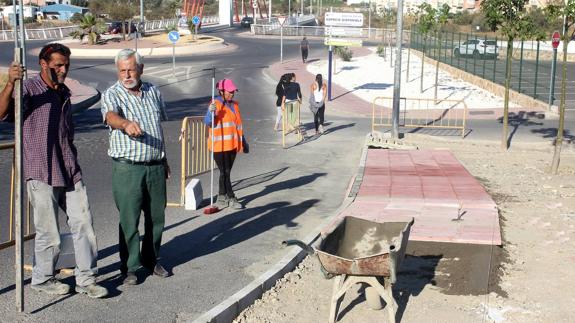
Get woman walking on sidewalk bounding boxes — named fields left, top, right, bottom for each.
left=309, top=74, right=327, bottom=135
left=274, top=73, right=290, bottom=131
left=204, top=78, right=247, bottom=210
left=281, top=73, right=302, bottom=133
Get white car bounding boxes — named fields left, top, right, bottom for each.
left=453, top=39, right=499, bottom=59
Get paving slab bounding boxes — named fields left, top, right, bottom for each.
left=324, top=149, right=502, bottom=245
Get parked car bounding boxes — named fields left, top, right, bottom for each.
left=240, top=16, right=254, bottom=28
left=108, top=21, right=137, bottom=34
left=453, top=39, right=499, bottom=59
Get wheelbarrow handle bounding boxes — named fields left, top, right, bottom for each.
left=282, top=239, right=315, bottom=255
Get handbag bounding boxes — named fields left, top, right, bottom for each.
left=242, top=136, right=250, bottom=153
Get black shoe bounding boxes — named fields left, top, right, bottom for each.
left=123, top=272, right=137, bottom=285
left=152, top=264, right=169, bottom=278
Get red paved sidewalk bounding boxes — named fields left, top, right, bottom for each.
left=268, top=48, right=547, bottom=120
left=325, top=149, right=502, bottom=245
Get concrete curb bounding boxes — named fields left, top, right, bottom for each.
left=36, top=36, right=231, bottom=59
left=190, top=188, right=359, bottom=323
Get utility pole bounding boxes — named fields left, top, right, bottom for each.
left=391, top=0, right=404, bottom=139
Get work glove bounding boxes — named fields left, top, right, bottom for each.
left=209, top=103, right=217, bottom=113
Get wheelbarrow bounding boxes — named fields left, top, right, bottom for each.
left=283, top=216, right=414, bottom=323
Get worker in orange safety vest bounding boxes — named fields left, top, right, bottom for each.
left=204, top=78, right=248, bottom=210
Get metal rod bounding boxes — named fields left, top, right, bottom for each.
left=518, top=40, right=524, bottom=93
left=14, top=45, right=24, bottom=313
left=172, top=43, right=176, bottom=76
left=548, top=48, right=558, bottom=109
left=534, top=41, right=540, bottom=99
left=391, top=0, right=404, bottom=139
left=328, top=45, right=332, bottom=101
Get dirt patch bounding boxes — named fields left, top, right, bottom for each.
left=234, top=136, right=575, bottom=323
left=0, top=74, right=6, bottom=89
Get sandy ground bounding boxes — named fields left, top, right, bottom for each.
left=233, top=137, right=575, bottom=323
left=232, top=46, right=575, bottom=322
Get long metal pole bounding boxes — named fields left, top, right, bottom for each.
left=172, top=43, right=176, bottom=76
left=14, top=0, right=24, bottom=313
left=368, top=0, right=371, bottom=39
left=17, top=0, right=26, bottom=77
left=548, top=48, right=558, bottom=109
left=328, top=45, right=332, bottom=101
left=391, top=0, right=403, bottom=139
left=280, top=25, right=283, bottom=62
left=269, top=0, right=271, bottom=22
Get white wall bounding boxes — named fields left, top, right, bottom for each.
left=219, top=0, right=232, bottom=26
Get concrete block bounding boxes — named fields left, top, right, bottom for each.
left=185, top=178, right=203, bottom=210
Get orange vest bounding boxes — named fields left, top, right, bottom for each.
left=208, top=98, right=244, bottom=153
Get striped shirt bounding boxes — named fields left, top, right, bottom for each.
left=101, top=81, right=168, bottom=162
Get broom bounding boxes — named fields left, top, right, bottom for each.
left=204, top=67, right=220, bottom=215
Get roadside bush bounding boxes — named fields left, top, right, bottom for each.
left=164, top=24, right=178, bottom=33
left=334, top=46, right=353, bottom=61
left=376, top=44, right=385, bottom=56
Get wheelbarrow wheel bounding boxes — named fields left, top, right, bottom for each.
left=365, top=286, right=383, bottom=310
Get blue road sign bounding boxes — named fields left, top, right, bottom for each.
left=168, top=31, right=180, bottom=43
left=192, top=15, right=201, bottom=25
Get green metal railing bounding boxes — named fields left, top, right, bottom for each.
left=410, top=29, right=560, bottom=104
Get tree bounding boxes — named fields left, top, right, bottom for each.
left=433, top=3, right=450, bottom=104
left=107, top=1, right=137, bottom=40
left=71, top=0, right=89, bottom=7
left=416, top=3, right=435, bottom=94
left=71, top=14, right=107, bottom=45
left=481, top=0, right=536, bottom=150
left=546, top=0, right=575, bottom=174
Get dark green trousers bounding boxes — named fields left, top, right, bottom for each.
left=112, top=161, right=166, bottom=273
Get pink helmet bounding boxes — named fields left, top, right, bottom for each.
left=216, top=78, right=238, bottom=92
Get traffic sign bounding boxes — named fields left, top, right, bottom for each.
left=326, top=27, right=363, bottom=37
left=168, top=30, right=180, bottom=43
left=252, top=1, right=258, bottom=9
left=278, top=16, right=287, bottom=26
left=552, top=31, right=561, bottom=49
left=324, top=38, right=363, bottom=47
left=324, top=12, right=363, bottom=27
left=192, top=15, right=201, bottom=25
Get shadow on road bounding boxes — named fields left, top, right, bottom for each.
left=498, top=111, right=544, bottom=147
left=162, top=199, right=320, bottom=271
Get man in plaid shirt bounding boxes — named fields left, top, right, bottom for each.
left=0, top=43, right=108, bottom=298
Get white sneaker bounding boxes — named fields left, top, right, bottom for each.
left=319, top=125, right=324, bottom=134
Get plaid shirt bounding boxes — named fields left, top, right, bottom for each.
left=2, top=74, right=82, bottom=187
left=101, top=81, right=168, bottom=162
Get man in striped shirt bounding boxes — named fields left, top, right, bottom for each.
left=101, top=49, right=170, bottom=285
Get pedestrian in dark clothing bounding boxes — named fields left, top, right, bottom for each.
left=300, top=37, right=309, bottom=63
left=282, top=73, right=302, bottom=132
left=274, top=73, right=290, bottom=131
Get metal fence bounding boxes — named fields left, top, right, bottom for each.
left=372, top=97, right=467, bottom=137
left=410, top=29, right=565, bottom=105
left=170, top=116, right=211, bottom=207
left=252, top=24, right=394, bottom=40
left=0, top=18, right=214, bottom=42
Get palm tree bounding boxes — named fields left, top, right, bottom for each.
left=72, top=14, right=106, bottom=45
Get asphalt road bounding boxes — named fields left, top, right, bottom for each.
left=0, top=29, right=370, bottom=321
left=0, top=28, right=573, bottom=321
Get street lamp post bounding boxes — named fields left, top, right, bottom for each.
left=391, top=0, right=404, bottom=139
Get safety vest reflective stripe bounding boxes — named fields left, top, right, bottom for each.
left=212, top=134, right=237, bottom=142
left=213, top=121, right=237, bottom=130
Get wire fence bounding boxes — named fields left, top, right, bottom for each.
left=409, top=29, right=567, bottom=105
